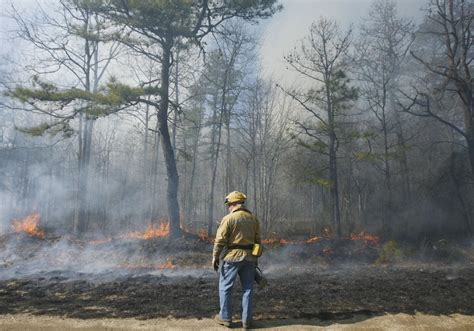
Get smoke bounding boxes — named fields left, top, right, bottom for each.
left=0, top=235, right=214, bottom=281
left=0, top=113, right=173, bottom=237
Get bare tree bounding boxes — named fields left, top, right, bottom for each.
left=407, top=0, right=473, bottom=175
left=180, top=83, right=206, bottom=230
left=202, top=24, right=255, bottom=236
left=202, top=45, right=242, bottom=236
left=6, top=0, right=123, bottom=235
left=283, top=18, right=357, bottom=238
left=238, top=78, right=292, bottom=235
left=354, top=0, right=415, bottom=232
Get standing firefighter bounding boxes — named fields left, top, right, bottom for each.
left=212, top=191, right=262, bottom=329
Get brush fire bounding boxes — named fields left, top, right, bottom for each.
left=126, top=222, right=170, bottom=240
left=11, top=212, right=45, bottom=239
left=0, top=211, right=473, bottom=328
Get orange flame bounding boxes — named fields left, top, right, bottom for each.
left=306, top=236, right=322, bottom=243
left=350, top=231, right=379, bottom=245
left=127, top=222, right=170, bottom=240
left=11, top=212, right=45, bottom=239
left=159, top=260, right=176, bottom=269
left=262, top=238, right=292, bottom=245
left=198, top=229, right=208, bottom=241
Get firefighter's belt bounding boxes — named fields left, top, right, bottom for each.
left=227, top=244, right=254, bottom=250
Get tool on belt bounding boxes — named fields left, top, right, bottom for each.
left=227, top=243, right=263, bottom=257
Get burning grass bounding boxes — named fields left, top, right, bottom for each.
left=3, top=212, right=472, bottom=282
left=11, top=212, right=45, bottom=239
left=197, top=229, right=209, bottom=242
left=262, top=238, right=292, bottom=245
left=350, top=231, right=380, bottom=246
left=126, top=222, right=170, bottom=240
left=306, top=236, right=322, bottom=243
left=0, top=212, right=395, bottom=277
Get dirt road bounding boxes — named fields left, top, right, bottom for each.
left=0, top=313, right=473, bottom=330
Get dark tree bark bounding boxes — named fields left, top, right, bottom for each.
left=158, top=37, right=182, bottom=238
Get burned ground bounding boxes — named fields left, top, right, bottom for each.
left=0, top=234, right=473, bottom=323
left=0, top=264, right=473, bottom=322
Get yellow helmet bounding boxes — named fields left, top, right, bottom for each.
left=224, top=191, right=247, bottom=205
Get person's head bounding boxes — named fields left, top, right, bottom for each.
left=224, top=191, right=246, bottom=211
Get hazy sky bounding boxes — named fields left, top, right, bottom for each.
left=259, top=0, right=427, bottom=81
left=0, top=0, right=428, bottom=84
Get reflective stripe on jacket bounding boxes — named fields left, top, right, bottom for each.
left=212, top=206, right=261, bottom=262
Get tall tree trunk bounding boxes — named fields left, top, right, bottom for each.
left=74, top=113, right=93, bottom=236
left=185, top=108, right=203, bottom=229
left=382, top=120, right=392, bottom=235
left=243, top=158, right=250, bottom=195
left=143, top=101, right=150, bottom=221
left=207, top=94, right=224, bottom=237
left=207, top=57, right=234, bottom=236
left=45, top=140, right=53, bottom=224
left=466, top=107, right=474, bottom=175
left=392, top=96, right=412, bottom=199
left=397, top=130, right=411, bottom=198
left=326, top=84, right=342, bottom=238
left=252, top=143, right=258, bottom=217
left=74, top=21, right=99, bottom=236
left=345, top=155, right=354, bottom=233
left=158, top=38, right=181, bottom=238
left=150, top=127, right=161, bottom=221
left=450, top=152, right=473, bottom=236
left=20, top=152, right=30, bottom=213
left=225, top=118, right=232, bottom=194
left=468, top=134, right=474, bottom=176
left=328, top=139, right=341, bottom=238
left=172, top=49, right=179, bottom=150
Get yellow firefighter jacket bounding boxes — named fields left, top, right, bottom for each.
left=212, top=206, right=261, bottom=262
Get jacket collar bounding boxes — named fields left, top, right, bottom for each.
left=231, top=206, right=251, bottom=214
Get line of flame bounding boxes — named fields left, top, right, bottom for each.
left=126, top=223, right=170, bottom=240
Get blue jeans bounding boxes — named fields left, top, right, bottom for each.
left=219, top=260, right=256, bottom=324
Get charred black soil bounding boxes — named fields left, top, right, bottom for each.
left=0, top=264, right=472, bottom=322
left=1, top=234, right=473, bottom=324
